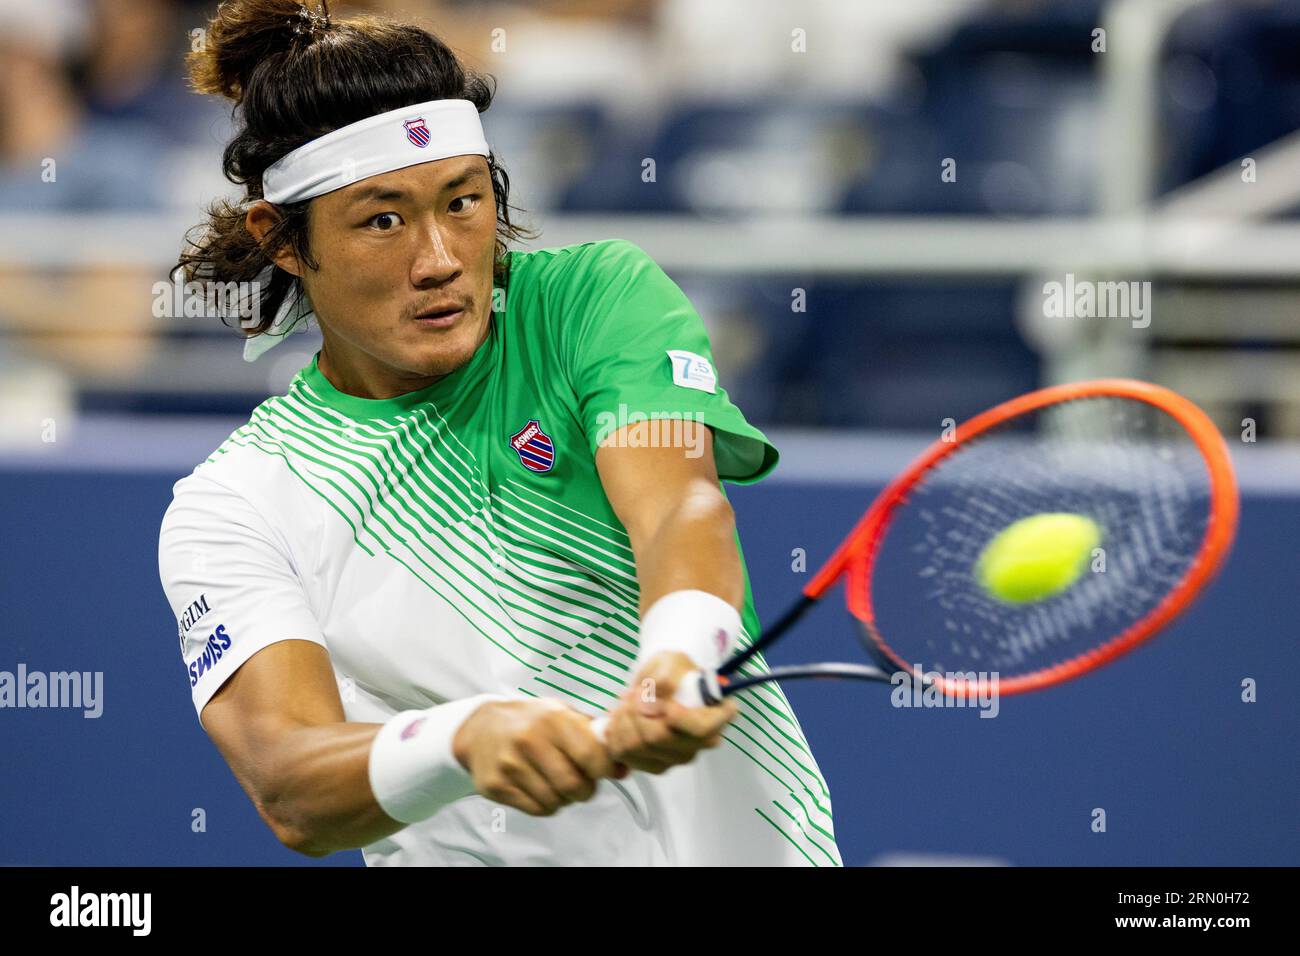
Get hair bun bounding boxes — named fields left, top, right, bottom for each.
left=189, top=1, right=332, bottom=103
left=290, top=5, right=332, bottom=38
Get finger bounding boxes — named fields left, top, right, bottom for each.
left=604, top=705, right=680, bottom=771
left=490, top=785, right=548, bottom=817
left=624, top=706, right=704, bottom=762
left=600, top=702, right=632, bottom=754
left=500, top=752, right=566, bottom=814
left=605, top=703, right=653, bottom=761
left=522, top=738, right=598, bottom=806
left=609, top=735, right=675, bottom=774
left=624, top=755, right=674, bottom=775
left=552, top=712, right=617, bottom=783
left=478, top=772, right=551, bottom=817
left=628, top=699, right=688, bottom=755
left=626, top=698, right=738, bottom=764
left=664, top=697, right=739, bottom=740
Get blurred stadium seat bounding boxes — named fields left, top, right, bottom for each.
left=4, top=0, right=1300, bottom=434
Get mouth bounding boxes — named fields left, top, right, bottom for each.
left=412, top=303, right=466, bottom=327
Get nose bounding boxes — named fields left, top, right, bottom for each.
left=410, top=219, right=462, bottom=287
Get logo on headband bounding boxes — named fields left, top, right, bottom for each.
left=403, top=117, right=431, bottom=148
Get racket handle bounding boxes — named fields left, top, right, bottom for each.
left=589, top=670, right=724, bottom=742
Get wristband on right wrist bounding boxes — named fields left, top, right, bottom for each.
left=635, top=589, right=742, bottom=674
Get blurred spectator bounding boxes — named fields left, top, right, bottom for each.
left=0, top=0, right=163, bottom=399
left=370, top=0, right=662, bottom=114
left=0, top=0, right=176, bottom=210
left=654, top=0, right=988, bottom=101
left=81, top=0, right=231, bottom=149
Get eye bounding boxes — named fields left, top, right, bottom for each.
left=449, top=194, right=481, bottom=215
left=367, top=211, right=403, bottom=231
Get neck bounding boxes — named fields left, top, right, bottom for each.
left=316, top=341, right=447, bottom=400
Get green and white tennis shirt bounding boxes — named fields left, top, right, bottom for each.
left=158, top=239, right=841, bottom=866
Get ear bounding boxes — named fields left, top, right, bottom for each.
left=244, top=201, right=304, bottom=278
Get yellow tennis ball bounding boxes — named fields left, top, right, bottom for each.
left=975, top=512, right=1102, bottom=604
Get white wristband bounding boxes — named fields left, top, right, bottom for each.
left=635, top=589, right=741, bottom=673
left=368, top=693, right=507, bottom=825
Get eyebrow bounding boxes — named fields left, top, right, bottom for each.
left=346, top=166, right=489, bottom=207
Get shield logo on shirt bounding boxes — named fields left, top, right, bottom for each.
left=403, top=117, right=430, bottom=148
left=510, top=419, right=555, bottom=473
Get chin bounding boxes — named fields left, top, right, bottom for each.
left=396, top=310, right=486, bottom=377
left=405, top=337, right=477, bottom=379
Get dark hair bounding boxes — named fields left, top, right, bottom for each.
left=176, top=0, right=534, bottom=341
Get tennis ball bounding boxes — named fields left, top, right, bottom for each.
left=975, top=512, right=1102, bottom=604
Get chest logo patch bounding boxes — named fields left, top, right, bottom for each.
left=510, top=419, right=555, bottom=473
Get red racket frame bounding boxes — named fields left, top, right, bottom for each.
left=789, top=378, right=1241, bottom=696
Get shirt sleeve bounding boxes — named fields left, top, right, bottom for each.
left=158, top=473, right=329, bottom=730
left=546, top=239, right=779, bottom=484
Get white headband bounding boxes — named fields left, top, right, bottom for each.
left=246, top=98, right=491, bottom=362
left=262, top=98, right=490, bottom=204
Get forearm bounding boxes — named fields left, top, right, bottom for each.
left=604, top=480, right=746, bottom=768
left=252, top=695, right=499, bottom=856
left=253, top=721, right=401, bottom=856
left=630, top=481, right=744, bottom=616
left=590, top=428, right=751, bottom=767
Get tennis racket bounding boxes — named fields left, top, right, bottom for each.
left=593, top=377, right=1238, bottom=731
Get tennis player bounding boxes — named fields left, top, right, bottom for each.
left=159, top=0, right=839, bottom=866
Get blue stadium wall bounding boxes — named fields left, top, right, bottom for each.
left=0, top=467, right=1293, bottom=866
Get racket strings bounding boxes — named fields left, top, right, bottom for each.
left=856, top=396, right=1213, bottom=679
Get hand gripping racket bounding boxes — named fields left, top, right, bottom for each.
left=593, top=378, right=1238, bottom=734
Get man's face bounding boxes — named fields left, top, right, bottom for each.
left=297, top=155, right=498, bottom=384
